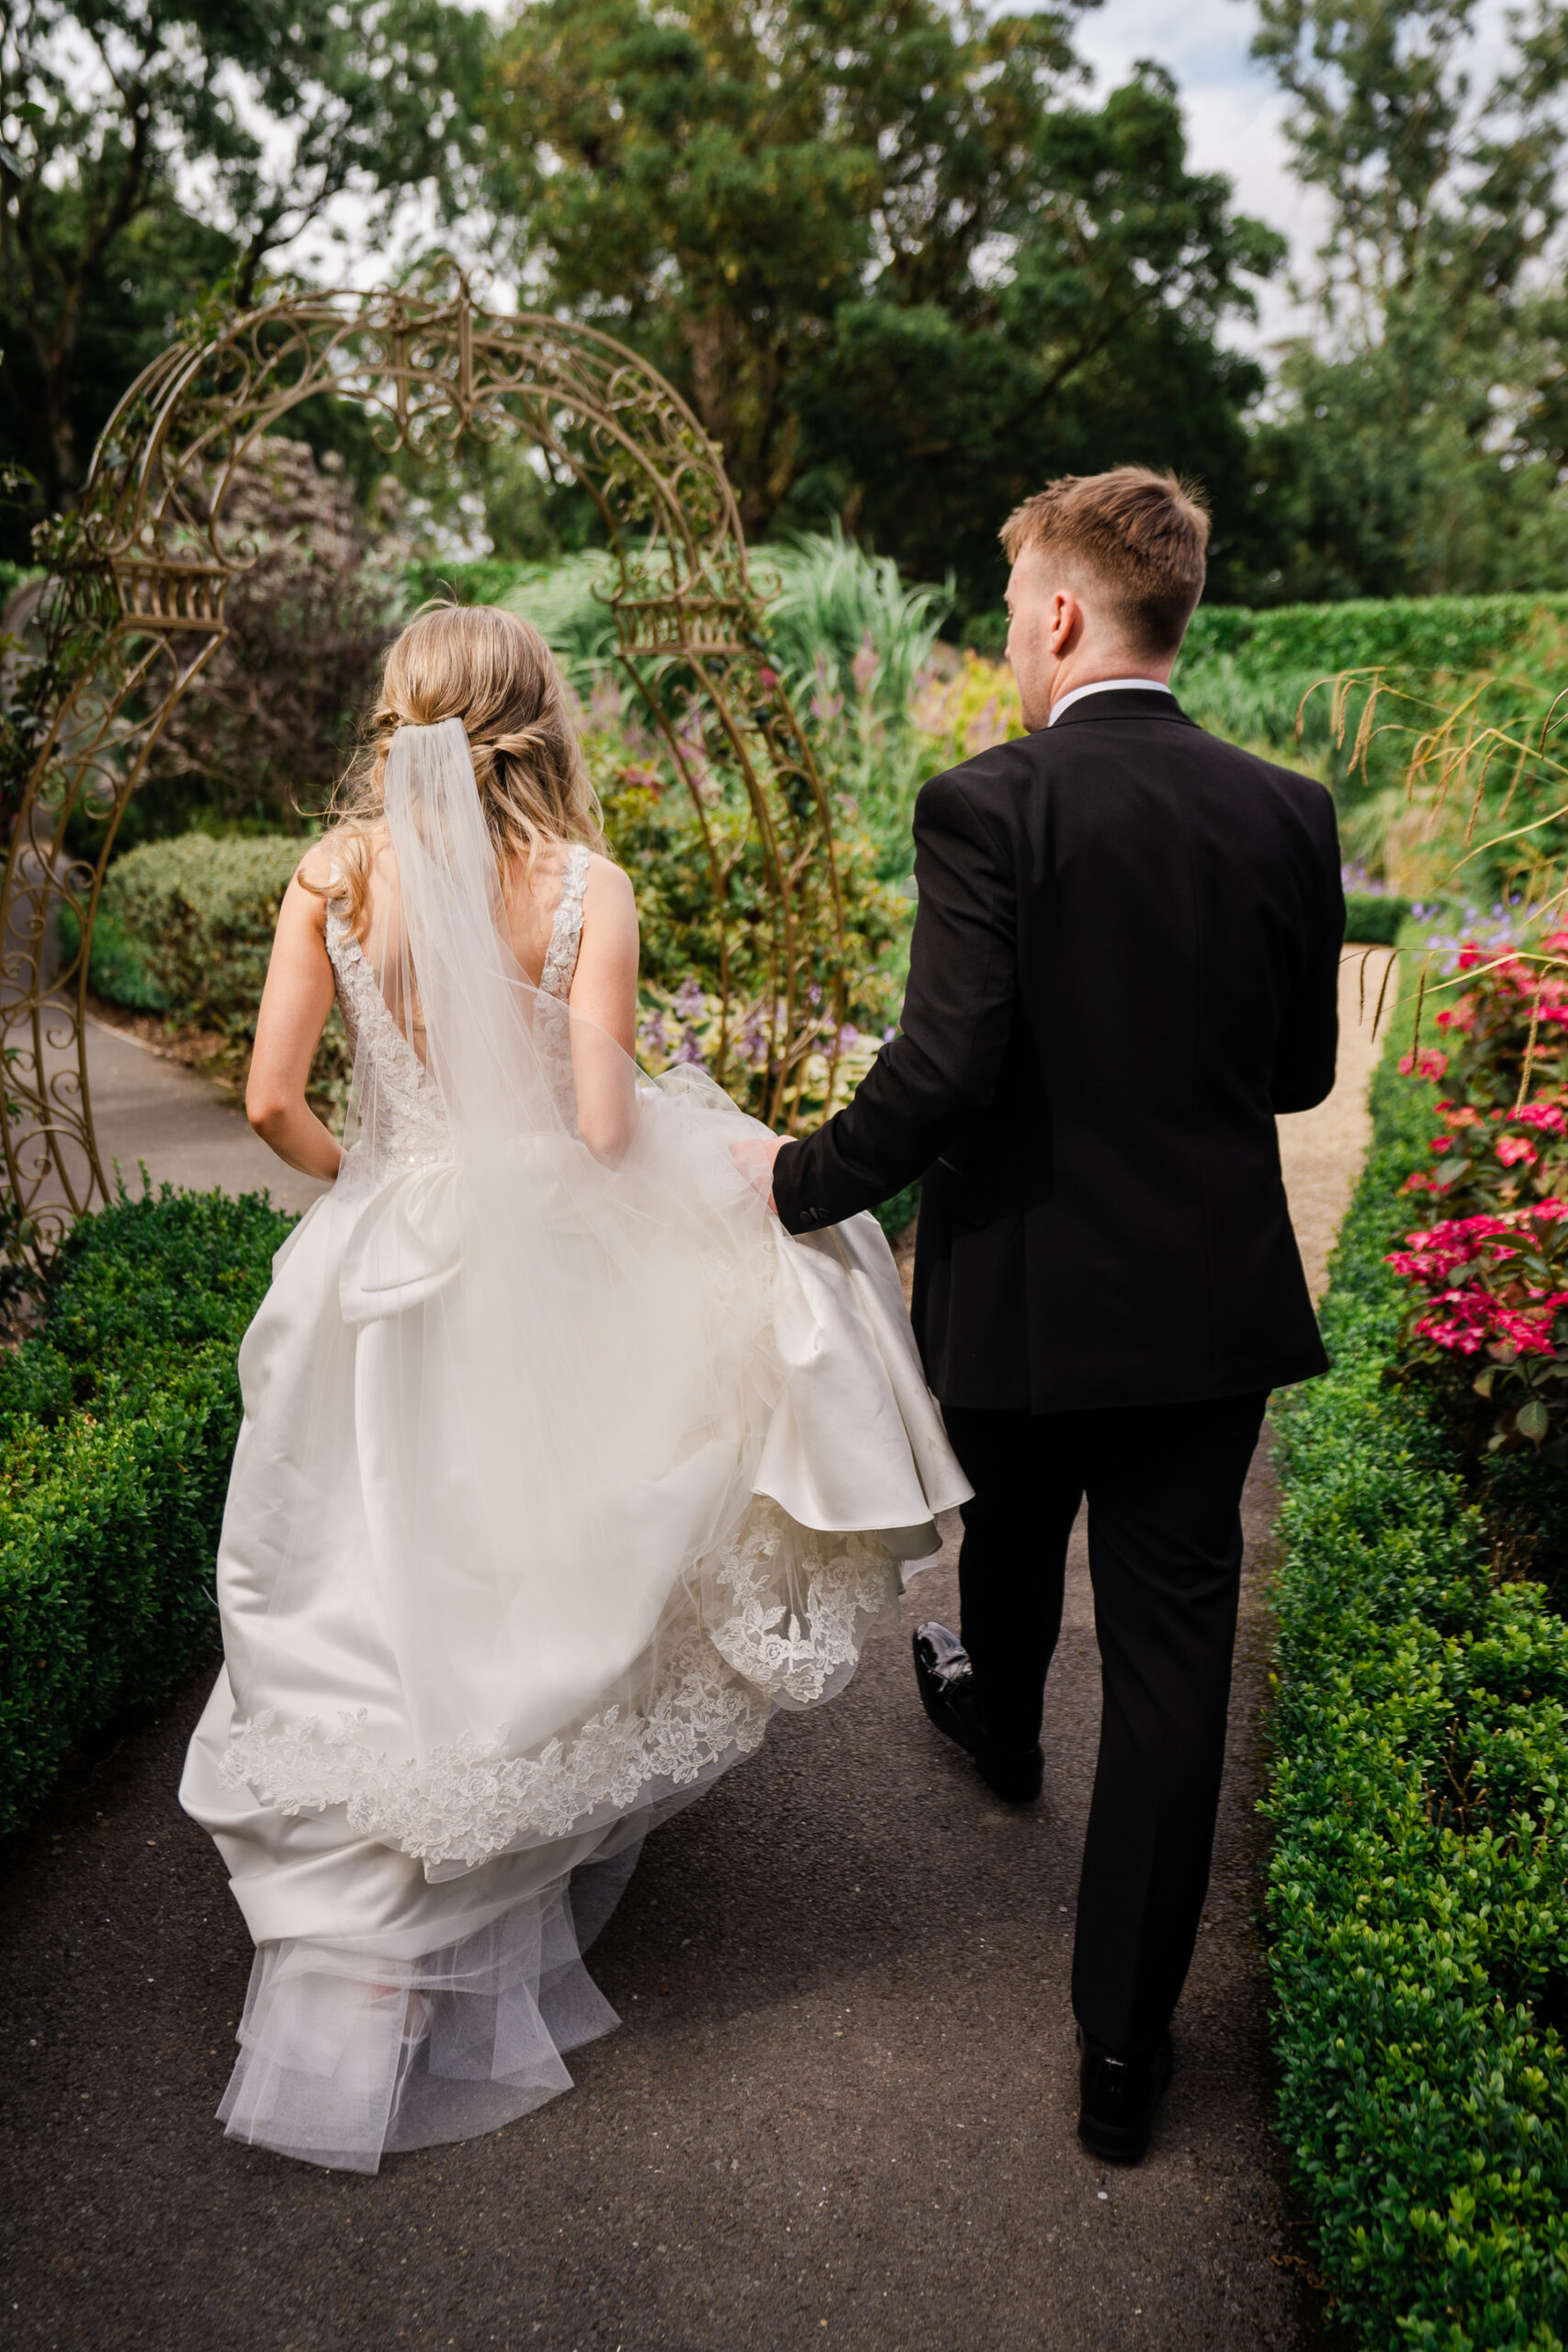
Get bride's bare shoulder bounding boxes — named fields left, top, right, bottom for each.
left=582, top=850, right=635, bottom=912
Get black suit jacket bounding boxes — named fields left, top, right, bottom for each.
left=773, top=688, right=1344, bottom=1412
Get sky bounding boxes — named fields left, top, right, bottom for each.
left=1071, top=0, right=1322, bottom=350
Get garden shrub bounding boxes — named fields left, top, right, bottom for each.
left=1269, top=1017, right=1568, bottom=2348
left=0, top=1182, right=294, bottom=1839
left=1345, top=892, right=1414, bottom=945
left=1184, top=593, right=1568, bottom=682
left=102, top=831, right=309, bottom=1032
left=94, top=830, right=352, bottom=1109
left=56, top=896, right=170, bottom=1011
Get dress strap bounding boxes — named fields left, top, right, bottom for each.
left=539, top=844, right=590, bottom=1001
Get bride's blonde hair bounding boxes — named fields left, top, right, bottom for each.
left=308, top=601, right=606, bottom=928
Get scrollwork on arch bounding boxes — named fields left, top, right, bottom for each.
left=0, top=286, right=851, bottom=1243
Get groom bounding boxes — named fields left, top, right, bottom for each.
left=758, top=467, right=1343, bottom=2163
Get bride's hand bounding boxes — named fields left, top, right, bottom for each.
left=729, top=1131, right=792, bottom=1213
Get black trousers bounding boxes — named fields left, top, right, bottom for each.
left=942, top=1392, right=1268, bottom=2059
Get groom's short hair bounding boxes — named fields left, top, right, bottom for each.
left=1000, top=468, right=1211, bottom=656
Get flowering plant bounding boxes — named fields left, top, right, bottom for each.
left=1415, top=929, right=1568, bottom=1112
left=1389, top=1204, right=1568, bottom=1447
left=908, top=652, right=1022, bottom=770
left=636, top=978, right=889, bottom=1125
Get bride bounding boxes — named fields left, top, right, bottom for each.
left=179, top=601, right=967, bottom=2172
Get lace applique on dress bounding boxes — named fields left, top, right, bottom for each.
left=535, top=843, right=590, bottom=1111
left=217, top=1498, right=898, bottom=1870
left=540, top=844, right=589, bottom=1001
left=325, top=900, right=450, bottom=1172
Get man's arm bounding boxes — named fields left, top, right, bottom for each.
left=773, top=763, right=1021, bottom=1233
left=1271, top=788, right=1346, bottom=1115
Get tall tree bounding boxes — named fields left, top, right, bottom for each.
left=482, top=0, right=1279, bottom=606
left=0, top=0, right=487, bottom=512
left=1250, top=0, right=1568, bottom=599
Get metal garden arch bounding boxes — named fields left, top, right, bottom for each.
left=1, top=284, right=849, bottom=1242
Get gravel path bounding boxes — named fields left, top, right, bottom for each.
left=0, top=956, right=1387, bottom=2352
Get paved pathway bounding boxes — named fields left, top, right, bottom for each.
left=0, top=957, right=1386, bottom=2352
left=84, top=1017, right=328, bottom=1216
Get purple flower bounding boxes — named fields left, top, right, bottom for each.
left=674, top=977, right=705, bottom=1019
left=641, top=1011, right=669, bottom=1057
left=807, top=984, right=822, bottom=1010
left=837, top=1023, right=860, bottom=1051
left=739, top=1009, right=770, bottom=1067
left=882, top=1025, right=897, bottom=1043
left=674, top=1028, right=705, bottom=1066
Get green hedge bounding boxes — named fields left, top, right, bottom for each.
left=100, top=831, right=308, bottom=1033
left=56, top=898, right=170, bottom=1012
left=1344, top=892, right=1416, bottom=946
left=417, top=573, right=1568, bottom=693
left=1268, top=1032, right=1568, bottom=2346
left=1184, top=593, right=1568, bottom=684
left=0, top=1184, right=294, bottom=1838
left=88, top=831, right=351, bottom=1107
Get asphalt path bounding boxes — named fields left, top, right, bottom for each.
left=0, top=1472, right=1325, bottom=2352
left=0, top=957, right=1389, bottom=2352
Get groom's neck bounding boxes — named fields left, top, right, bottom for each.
left=1040, top=647, right=1176, bottom=726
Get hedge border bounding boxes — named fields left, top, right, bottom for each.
left=1267, top=1004, right=1568, bottom=2347
left=0, top=1184, right=294, bottom=1840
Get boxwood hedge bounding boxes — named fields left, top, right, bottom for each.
left=0, top=1182, right=293, bottom=1839
left=1269, top=1036, right=1568, bottom=2346
left=1184, top=593, right=1568, bottom=682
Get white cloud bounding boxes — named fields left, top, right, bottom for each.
left=1071, top=0, right=1324, bottom=349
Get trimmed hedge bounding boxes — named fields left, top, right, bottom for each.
left=1268, top=1030, right=1568, bottom=2346
left=100, top=831, right=309, bottom=1033
left=0, top=1184, right=294, bottom=1839
left=1185, top=593, right=1568, bottom=682
left=86, top=831, right=352, bottom=1110
left=56, top=898, right=170, bottom=1012
left=1344, top=892, right=1416, bottom=946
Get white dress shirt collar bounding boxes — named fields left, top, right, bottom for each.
left=1046, top=676, right=1174, bottom=727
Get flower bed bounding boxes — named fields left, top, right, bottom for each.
left=0, top=1183, right=292, bottom=1839
left=1268, top=989, right=1568, bottom=2347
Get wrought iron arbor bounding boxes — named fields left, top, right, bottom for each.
left=1, top=286, right=847, bottom=1241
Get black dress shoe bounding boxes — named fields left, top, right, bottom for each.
left=911, top=1623, right=1043, bottom=1804
left=1076, top=2027, right=1173, bottom=2164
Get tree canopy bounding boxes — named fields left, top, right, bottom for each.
left=1248, top=0, right=1568, bottom=599
left=0, top=0, right=486, bottom=524
left=481, top=0, right=1281, bottom=610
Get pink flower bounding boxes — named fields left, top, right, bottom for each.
left=1515, top=1102, right=1566, bottom=1134
left=1496, top=1135, right=1539, bottom=1167
left=1430, top=1136, right=1454, bottom=1154
left=1400, top=1047, right=1450, bottom=1080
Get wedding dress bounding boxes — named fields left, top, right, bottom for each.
left=179, top=718, right=968, bottom=2172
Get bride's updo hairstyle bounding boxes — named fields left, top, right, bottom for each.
left=309, top=600, right=606, bottom=930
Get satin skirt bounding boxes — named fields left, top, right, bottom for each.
left=182, top=1122, right=968, bottom=2171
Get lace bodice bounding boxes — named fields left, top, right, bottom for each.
left=324, top=843, right=591, bottom=1168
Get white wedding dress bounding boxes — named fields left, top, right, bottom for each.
left=180, top=718, right=968, bottom=2172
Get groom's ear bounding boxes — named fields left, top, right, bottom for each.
left=1048, top=587, right=1083, bottom=652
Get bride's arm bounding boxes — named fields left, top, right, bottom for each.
left=245, top=858, right=345, bottom=1181
left=568, top=855, right=640, bottom=1161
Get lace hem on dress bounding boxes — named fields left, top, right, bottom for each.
left=216, top=1500, right=897, bottom=1871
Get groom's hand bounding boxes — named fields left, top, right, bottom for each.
left=729, top=1131, right=794, bottom=1214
